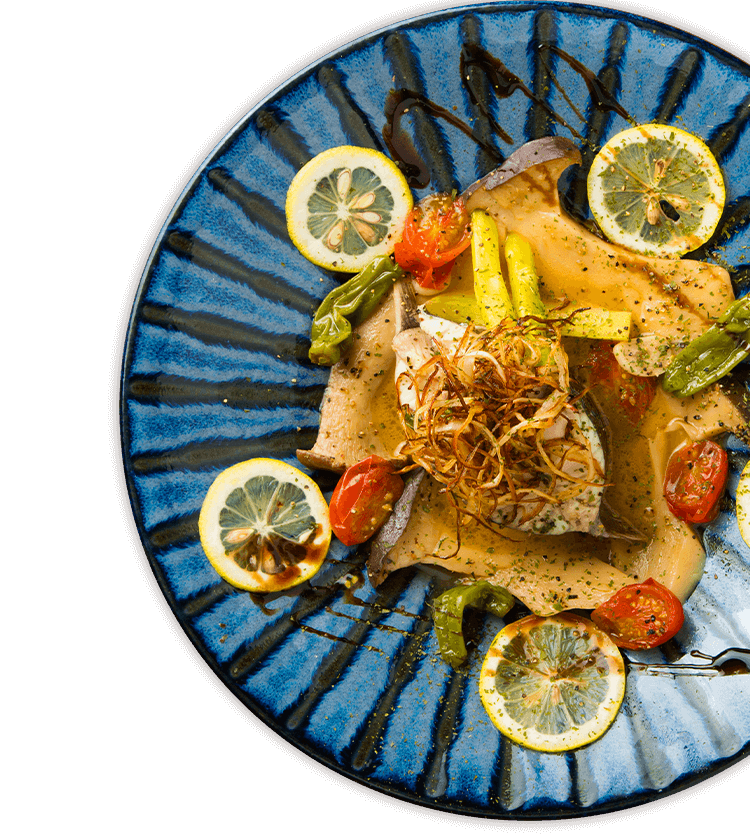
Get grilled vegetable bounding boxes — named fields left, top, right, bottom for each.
left=591, top=578, right=684, bottom=650
left=329, top=455, right=404, bottom=546
left=504, top=232, right=546, bottom=323
left=309, top=255, right=404, bottom=365
left=470, top=209, right=515, bottom=324
left=589, top=342, right=657, bottom=425
left=664, top=439, right=728, bottom=524
left=423, top=292, right=631, bottom=340
left=433, top=580, right=514, bottom=669
left=393, top=193, right=471, bottom=291
left=422, top=292, right=478, bottom=324
left=662, top=297, right=750, bottom=397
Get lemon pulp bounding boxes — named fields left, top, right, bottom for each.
left=587, top=123, right=725, bottom=257
left=199, top=458, right=331, bottom=593
left=286, top=145, right=413, bottom=272
left=479, top=613, right=625, bottom=752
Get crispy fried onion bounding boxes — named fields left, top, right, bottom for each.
left=396, top=320, right=604, bottom=534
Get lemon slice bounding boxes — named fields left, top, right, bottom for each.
left=587, top=123, right=725, bottom=257
left=286, top=145, right=413, bottom=272
left=738, top=460, right=750, bottom=549
left=479, top=613, right=625, bottom=753
left=199, top=458, right=331, bottom=593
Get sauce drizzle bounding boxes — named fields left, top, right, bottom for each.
left=384, top=43, right=637, bottom=187
left=383, top=89, right=503, bottom=188
left=628, top=647, right=750, bottom=676
left=460, top=43, right=584, bottom=142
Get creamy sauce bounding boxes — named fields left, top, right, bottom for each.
left=376, top=472, right=633, bottom=614
left=303, top=145, right=742, bottom=617
left=376, top=339, right=709, bottom=613
left=369, top=371, right=407, bottom=454
left=373, top=148, right=741, bottom=614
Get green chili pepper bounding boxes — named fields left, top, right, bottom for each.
left=432, top=580, right=514, bottom=669
left=662, top=297, right=750, bottom=397
left=309, top=256, right=404, bottom=365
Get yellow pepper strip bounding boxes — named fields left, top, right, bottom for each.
left=423, top=292, right=479, bottom=324
left=470, top=210, right=515, bottom=325
left=504, top=232, right=547, bottom=324
left=553, top=305, right=631, bottom=341
left=424, top=291, right=631, bottom=341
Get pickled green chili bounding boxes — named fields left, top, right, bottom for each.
left=432, top=580, right=514, bottom=669
left=662, top=297, right=750, bottom=397
left=309, top=255, right=405, bottom=365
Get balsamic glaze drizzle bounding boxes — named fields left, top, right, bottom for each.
left=384, top=42, right=637, bottom=188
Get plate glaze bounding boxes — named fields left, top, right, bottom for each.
left=120, top=2, right=750, bottom=818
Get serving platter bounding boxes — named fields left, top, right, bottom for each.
left=120, top=1, right=750, bottom=818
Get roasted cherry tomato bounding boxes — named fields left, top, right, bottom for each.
left=329, top=455, right=405, bottom=546
left=664, top=439, right=728, bottom=524
left=588, top=342, right=656, bottom=424
left=591, top=578, right=684, bottom=650
left=393, top=193, right=471, bottom=291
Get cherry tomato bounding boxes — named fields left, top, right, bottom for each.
left=664, top=439, right=728, bottom=524
left=393, top=193, right=471, bottom=291
left=588, top=342, right=656, bottom=424
left=591, top=578, right=684, bottom=650
left=329, top=456, right=405, bottom=546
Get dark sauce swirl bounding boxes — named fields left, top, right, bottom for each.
left=384, top=43, right=635, bottom=187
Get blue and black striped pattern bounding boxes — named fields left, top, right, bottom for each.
left=120, top=3, right=750, bottom=818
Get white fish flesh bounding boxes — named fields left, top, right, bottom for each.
left=392, top=310, right=607, bottom=537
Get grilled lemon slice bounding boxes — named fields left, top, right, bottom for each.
left=286, top=145, right=412, bottom=272
left=587, top=123, right=724, bottom=257
left=199, top=458, right=331, bottom=593
left=479, top=613, right=625, bottom=752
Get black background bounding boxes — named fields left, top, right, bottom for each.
left=114, top=3, right=748, bottom=830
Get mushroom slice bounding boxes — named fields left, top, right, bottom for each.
left=297, top=279, right=422, bottom=473
left=613, top=333, right=682, bottom=377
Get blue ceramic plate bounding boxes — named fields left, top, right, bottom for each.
left=120, top=2, right=750, bottom=818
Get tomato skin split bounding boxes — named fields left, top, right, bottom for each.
left=329, top=456, right=405, bottom=546
left=394, top=194, right=471, bottom=291
left=664, top=439, right=729, bottom=525
left=589, top=342, right=656, bottom=424
left=591, top=578, right=684, bottom=650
